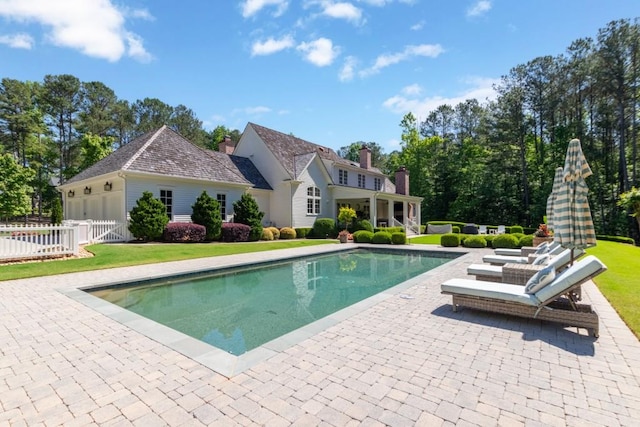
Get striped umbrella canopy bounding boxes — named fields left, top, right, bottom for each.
left=545, top=166, right=564, bottom=234
left=553, top=138, right=597, bottom=255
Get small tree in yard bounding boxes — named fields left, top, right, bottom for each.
left=129, top=191, right=169, bottom=241
left=191, top=191, right=222, bottom=240
left=618, top=187, right=640, bottom=233
left=50, top=196, right=63, bottom=224
left=233, top=193, right=264, bottom=241
left=0, top=153, right=34, bottom=221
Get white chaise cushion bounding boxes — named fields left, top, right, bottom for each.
left=534, top=242, right=549, bottom=255
left=532, top=254, right=550, bottom=266
left=535, top=255, right=606, bottom=303
left=467, top=263, right=502, bottom=278
left=482, top=254, right=528, bottom=265
left=524, top=265, right=556, bottom=294
left=441, top=279, right=538, bottom=306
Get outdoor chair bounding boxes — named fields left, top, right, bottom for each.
left=496, top=225, right=506, bottom=234
left=478, top=225, right=488, bottom=234
left=441, top=255, right=607, bottom=337
left=494, top=240, right=561, bottom=257
left=483, top=244, right=564, bottom=265
left=468, top=248, right=583, bottom=284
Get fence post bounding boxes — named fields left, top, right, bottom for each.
left=71, top=223, right=79, bottom=255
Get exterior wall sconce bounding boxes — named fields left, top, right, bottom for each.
left=104, top=181, right=112, bottom=191
left=68, top=190, right=75, bottom=198
left=84, top=186, right=91, bottom=195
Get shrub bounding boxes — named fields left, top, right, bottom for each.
left=279, top=227, right=296, bottom=239
left=50, top=196, right=63, bottom=224
left=391, top=232, right=407, bottom=245
left=232, top=193, right=264, bottom=242
left=463, top=235, right=487, bottom=248
left=261, top=228, right=274, bottom=241
left=596, top=234, right=635, bottom=244
left=452, top=226, right=460, bottom=233
left=312, top=218, right=336, bottom=238
left=267, top=226, right=280, bottom=239
left=352, top=219, right=374, bottom=233
left=337, top=207, right=357, bottom=230
left=191, top=191, right=222, bottom=240
left=163, top=223, right=206, bottom=242
left=353, top=230, right=373, bottom=243
left=511, top=232, right=525, bottom=243
left=372, top=231, right=392, bottom=244
left=441, top=233, right=460, bottom=247
left=510, top=225, right=524, bottom=234
left=374, top=226, right=404, bottom=234
left=295, top=227, right=312, bottom=238
left=129, top=191, right=169, bottom=241
left=221, top=222, right=250, bottom=242
left=484, top=234, right=496, bottom=247
left=519, top=234, right=534, bottom=247
left=492, top=233, right=520, bottom=249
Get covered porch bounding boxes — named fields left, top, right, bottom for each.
left=329, top=186, right=422, bottom=234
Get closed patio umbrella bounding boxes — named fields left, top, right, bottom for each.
left=553, top=138, right=597, bottom=263
left=546, top=166, right=564, bottom=234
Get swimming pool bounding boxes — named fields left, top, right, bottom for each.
left=87, top=248, right=456, bottom=356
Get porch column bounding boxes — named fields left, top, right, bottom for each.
left=387, top=203, right=393, bottom=226
left=403, top=202, right=408, bottom=225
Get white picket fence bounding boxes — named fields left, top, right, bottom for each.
left=0, top=224, right=79, bottom=260
left=1, top=220, right=132, bottom=261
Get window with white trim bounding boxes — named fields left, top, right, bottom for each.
left=338, top=169, right=348, bottom=185
left=358, top=174, right=366, bottom=188
left=217, top=193, right=226, bottom=220
left=374, top=177, right=382, bottom=190
left=160, top=189, right=173, bottom=218
left=307, top=186, right=321, bottom=215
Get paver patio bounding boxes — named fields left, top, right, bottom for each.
left=1, top=244, right=639, bottom=426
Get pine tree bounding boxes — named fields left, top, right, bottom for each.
left=128, top=191, right=169, bottom=241
left=50, top=195, right=63, bottom=224
left=233, top=193, right=264, bottom=242
left=191, top=190, right=222, bottom=240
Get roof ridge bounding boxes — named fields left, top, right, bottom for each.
left=122, top=125, right=167, bottom=170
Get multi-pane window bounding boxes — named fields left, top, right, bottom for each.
left=358, top=174, right=366, bottom=188
left=339, top=169, right=348, bottom=185
left=217, top=193, right=226, bottom=220
left=374, top=177, right=382, bottom=190
left=160, top=189, right=173, bottom=218
left=307, top=186, right=321, bottom=215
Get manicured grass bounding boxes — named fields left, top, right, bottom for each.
left=0, top=239, right=336, bottom=281
left=586, top=241, right=640, bottom=339
left=408, top=234, right=443, bottom=245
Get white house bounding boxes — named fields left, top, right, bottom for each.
left=58, top=123, right=422, bottom=233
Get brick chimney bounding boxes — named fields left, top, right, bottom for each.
left=395, top=166, right=409, bottom=195
left=219, top=135, right=235, bottom=155
left=359, top=145, right=371, bottom=169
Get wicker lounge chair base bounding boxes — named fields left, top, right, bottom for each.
left=450, top=294, right=599, bottom=337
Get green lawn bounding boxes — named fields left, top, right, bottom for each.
left=2, top=235, right=637, bottom=339
left=0, top=239, right=336, bottom=281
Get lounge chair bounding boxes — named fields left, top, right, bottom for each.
left=468, top=248, right=583, bottom=283
left=483, top=244, right=565, bottom=265
left=441, top=255, right=606, bottom=337
left=495, top=240, right=561, bottom=257
left=478, top=225, right=488, bottom=234
left=496, top=225, right=506, bottom=234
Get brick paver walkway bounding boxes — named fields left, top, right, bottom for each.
left=1, top=244, right=639, bottom=426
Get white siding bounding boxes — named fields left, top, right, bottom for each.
left=125, top=176, right=246, bottom=220
left=291, top=158, right=331, bottom=228
left=247, top=190, right=271, bottom=225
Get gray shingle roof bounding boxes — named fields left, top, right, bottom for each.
left=65, top=126, right=271, bottom=190
left=248, top=123, right=386, bottom=179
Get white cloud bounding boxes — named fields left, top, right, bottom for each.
left=360, top=43, right=444, bottom=77
left=245, top=106, right=272, bottom=115
left=321, top=2, right=363, bottom=24
left=251, top=35, right=295, bottom=56
left=0, top=0, right=152, bottom=62
left=339, top=56, right=358, bottom=81
left=402, top=84, right=422, bottom=96
left=297, top=37, right=339, bottom=66
left=0, top=33, right=34, bottom=49
left=467, top=0, right=491, bottom=17
left=241, top=0, right=289, bottom=18
left=382, top=76, right=499, bottom=118
left=410, top=20, right=424, bottom=31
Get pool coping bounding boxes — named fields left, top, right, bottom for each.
left=58, top=244, right=472, bottom=377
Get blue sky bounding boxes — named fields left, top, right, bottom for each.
left=1, top=1, right=638, bottom=153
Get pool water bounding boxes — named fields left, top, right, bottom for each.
left=88, top=248, right=453, bottom=355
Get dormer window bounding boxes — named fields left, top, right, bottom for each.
left=374, top=177, right=382, bottom=190
left=339, top=169, right=348, bottom=185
